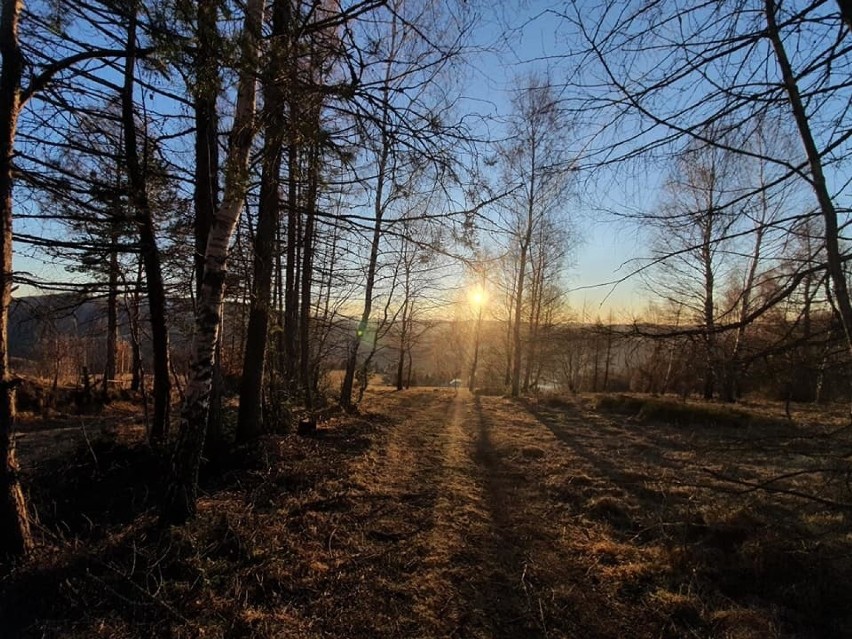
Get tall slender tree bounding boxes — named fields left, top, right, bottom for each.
left=0, top=0, right=31, bottom=559
left=161, top=0, right=267, bottom=524
left=237, top=0, right=291, bottom=442
left=121, top=5, right=171, bottom=440
left=492, top=75, right=573, bottom=398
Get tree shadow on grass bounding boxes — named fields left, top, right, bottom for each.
left=462, top=396, right=569, bottom=639
left=520, top=397, right=852, bottom=638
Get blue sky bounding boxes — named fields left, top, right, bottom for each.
left=18, top=0, right=836, bottom=323
left=460, top=1, right=650, bottom=318
left=12, top=0, right=649, bottom=318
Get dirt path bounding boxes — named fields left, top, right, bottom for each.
left=326, top=388, right=660, bottom=639
left=315, top=388, right=845, bottom=638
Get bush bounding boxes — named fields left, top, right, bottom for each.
left=595, top=394, right=786, bottom=429
left=638, top=401, right=747, bottom=428
left=595, top=394, right=646, bottom=415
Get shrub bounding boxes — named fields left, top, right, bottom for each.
left=595, top=394, right=646, bottom=415
left=595, top=394, right=787, bottom=429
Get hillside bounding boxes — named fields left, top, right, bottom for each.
left=3, top=388, right=851, bottom=638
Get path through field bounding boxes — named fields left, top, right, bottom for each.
left=318, top=388, right=668, bottom=638
left=10, top=387, right=849, bottom=638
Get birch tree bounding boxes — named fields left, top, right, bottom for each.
left=161, top=0, right=266, bottom=524
left=493, top=75, right=573, bottom=398
left=647, top=137, right=740, bottom=399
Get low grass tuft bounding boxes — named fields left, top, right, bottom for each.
left=585, top=494, right=635, bottom=530
left=520, top=445, right=546, bottom=459
left=649, top=588, right=703, bottom=627
left=594, top=394, right=646, bottom=415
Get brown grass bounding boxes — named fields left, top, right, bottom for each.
left=3, top=386, right=852, bottom=638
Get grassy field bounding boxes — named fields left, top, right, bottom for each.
left=2, top=388, right=851, bottom=638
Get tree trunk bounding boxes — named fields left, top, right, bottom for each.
left=512, top=222, right=533, bottom=397
left=121, top=8, right=171, bottom=441
left=701, top=211, right=716, bottom=400
left=129, top=259, right=143, bottom=392
left=603, top=321, right=612, bottom=392
left=193, top=0, right=219, bottom=300
left=103, top=228, right=119, bottom=397
left=194, top=0, right=223, bottom=453
left=283, top=139, right=299, bottom=387
left=161, top=0, right=265, bottom=524
left=504, top=312, right=513, bottom=387
left=524, top=240, right=546, bottom=392
left=396, top=301, right=408, bottom=391
left=340, top=139, right=388, bottom=410
left=838, top=0, right=852, bottom=30
left=405, top=347, right=413, bottom=389
left=236, top=135, right=283, bottom=440
left=236, top=0, right=288, bottom=441
left=468, top=305, right=483, bottom=392
left=767, top=0, right=852, bottom=418
left=0, top=0, right=32, bottom=559
left=300, top=139, right=319, bottom=410
left=591, top=336, right=599, bottom=392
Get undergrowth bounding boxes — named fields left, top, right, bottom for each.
left=595, top=393, right=790, bottom=428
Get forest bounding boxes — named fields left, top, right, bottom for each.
left=2, top=0, right=852, bottom=637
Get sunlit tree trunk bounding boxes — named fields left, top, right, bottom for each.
left=193, top=0, right=223, bottom=451
left=511, top=183, right=533, bottom=398
left=161, top=0, right=265, bottom=524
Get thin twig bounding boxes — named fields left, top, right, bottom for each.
left=80, top=418, right=98, bottom=470
left=700, top=468, right=852, bottom=509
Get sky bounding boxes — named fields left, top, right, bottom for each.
left=458, top=1, right=652, bottom=318
left=455, top=0, right=852, bottom=321
left=12, top=0, right=760, bottom=321
left=11, top=0, right=653, bottom=319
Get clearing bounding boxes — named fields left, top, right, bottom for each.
left=3, top=388, right=852, bottom=638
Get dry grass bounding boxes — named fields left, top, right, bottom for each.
left=594, top=393, right=796, bottom=429
left=3, top=387, right=852, bottom=638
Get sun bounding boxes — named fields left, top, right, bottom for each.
left=469, top=285, right=487, bottom=308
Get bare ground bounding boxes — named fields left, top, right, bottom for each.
left=3, top=388, right=852, bottom=638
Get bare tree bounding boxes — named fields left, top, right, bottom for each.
left=559, top=0, right=852, bottom=404
left=121, top=5, right=171, bottom=440
left=161, top=0, right=266, bottom=524
left=492, top=75, right=574, bottom=398
left=1, top=0, right=148, bottom=557
left=339, top=0, right=469, bottom=409
left=236, top=0, right=292, bottom=442
left=0, top=0, right=31, bottom=559
left=646, top=135, right=741, bottom=399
